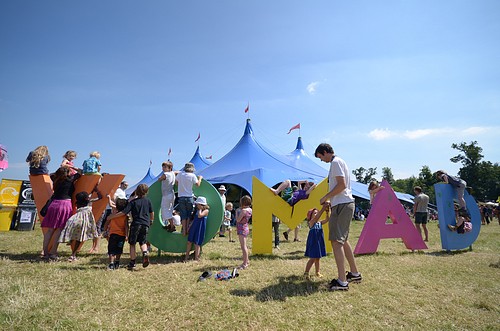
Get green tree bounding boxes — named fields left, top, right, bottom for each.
left=450, top=141, right=482, bottom=194
left=450, top=141, right=500, bottom=201
left=417, top=165, right=436, bottom=204
left=382, top=167, right=394, bottom=185
left=352, top=167, right=377, bottom=184
left=477, top=161, right=500, bottom=201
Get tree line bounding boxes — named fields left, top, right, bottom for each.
left=352, top=141, right=500, bottom=205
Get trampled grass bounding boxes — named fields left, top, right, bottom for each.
left=0, top=220, right=499, bottom=331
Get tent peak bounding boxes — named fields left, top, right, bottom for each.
left=295, top=137, right=304, bottom=150
left=244, top=118, right=254, bottom=136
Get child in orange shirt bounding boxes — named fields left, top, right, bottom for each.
left=103, top=198, right=129, bottom=270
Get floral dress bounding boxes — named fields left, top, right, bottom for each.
left=59, top=206, right=98, bottom=243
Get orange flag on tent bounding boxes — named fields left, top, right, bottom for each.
left=287, top=123, right=300, bottom=134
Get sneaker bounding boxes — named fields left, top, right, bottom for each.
left=219, top=234, right=225, bottom=237
left=114, top=261, right=120, bottom=269
left=274, top=245, right=280, bottom=250
left=142, top=254, right=150, bottom=268
left=198, top=271, right=212, bottom=281
left=107, top=263, right=115, bottom=270
left=303, top=272, right=310, bottom=280
left=283, top=231, right=289, bottom=241
left=127, top=262, right=136, bottom=270
left=294, top=238, right=301, bottom=242
left=329, top=279, right=349, bottom=291
left=346, top=271, right=362, bottom=283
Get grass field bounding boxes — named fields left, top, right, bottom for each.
left=0, top=220, right=499, bottom=331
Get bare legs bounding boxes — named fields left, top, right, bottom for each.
left=42, top=227, right=62, bottom=258
left=238, top=235, right=249, bottom=268
left=271, top=179, right=291, bottom=195
left=304, top=258, right=321, bottom=275
left=332, top=240, right=358, bottom=282
left=416, top=223, right=429, bottom=241
left=185, top=242, right=201, bottom=261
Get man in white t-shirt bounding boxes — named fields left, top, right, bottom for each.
left=315, top=143, right=361, bottom=291
left=114, top=181, right=128, bottom=201
left=176, top=163, right=202, bottom=235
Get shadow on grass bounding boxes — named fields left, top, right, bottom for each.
left=426, top=249, right=472, bottom=257
left=230, top=275, right=323, bottom=302
left=0, top=251, right=44, bottom=263
left=251, top=253, right=304, bottom=261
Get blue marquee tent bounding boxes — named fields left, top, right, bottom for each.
left=126, top=166, right=160, bottom=196
left=198, top=119, right=325, bottom=194
left=187, top=146, right=212, bottom=173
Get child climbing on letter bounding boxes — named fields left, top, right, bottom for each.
left=448, top=204, right=472, bottom=234
left=368, top=180, right=384, bottom=204
left=303, top=203, right=329, bottom=279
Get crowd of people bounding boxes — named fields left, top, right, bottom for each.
left=26, top=142, right=495, bottom=291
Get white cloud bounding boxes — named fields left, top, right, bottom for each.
left=463, top=126, right=490, bottom=135
left=367, top=128, right=395, bottom=140
left=402, top=128, right=453, bottom=139
left=306, top=81, right=319, bottom=95
left=368, top=126, right=494, bottom=141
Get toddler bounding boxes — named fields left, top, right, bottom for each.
left=185, top=197, right=210, bottom=261
left=82, top=151, right=102, bottom=175
left=104, top=198, right=129, bottom=270
left=303, top=203, right=329, bottom=279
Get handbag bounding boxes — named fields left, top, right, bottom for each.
left=40, top=196, right=54, bottom=217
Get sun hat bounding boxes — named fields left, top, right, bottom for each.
left=218, top=185, right=226, bottom=192
left=195, top=196, right=207, bottom=205
left=307, top=208, right=318, bottom=221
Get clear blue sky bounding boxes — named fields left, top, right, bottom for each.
left=1, top=1, right=499, bottom=186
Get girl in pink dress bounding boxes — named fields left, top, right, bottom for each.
left=60, top=150, right=80, bottom=176
left=236, top=195, right=252, bottom=269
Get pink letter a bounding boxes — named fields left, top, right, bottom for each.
left=354, top=180, right=427, bottom=254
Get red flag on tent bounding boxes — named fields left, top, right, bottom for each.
left=168, top=148, right=172, bottom=156
left=206, top=155, right=212, bottom=160
left=244, top=103, right=249, bottom=113
left=195, top=133, right=200, bottom=142
left=287, top=123, right=300, bottom=134
left=149, top=159, right=152, bottom=166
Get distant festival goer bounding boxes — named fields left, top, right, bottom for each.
left=413, top=186, right=430, bottom=242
